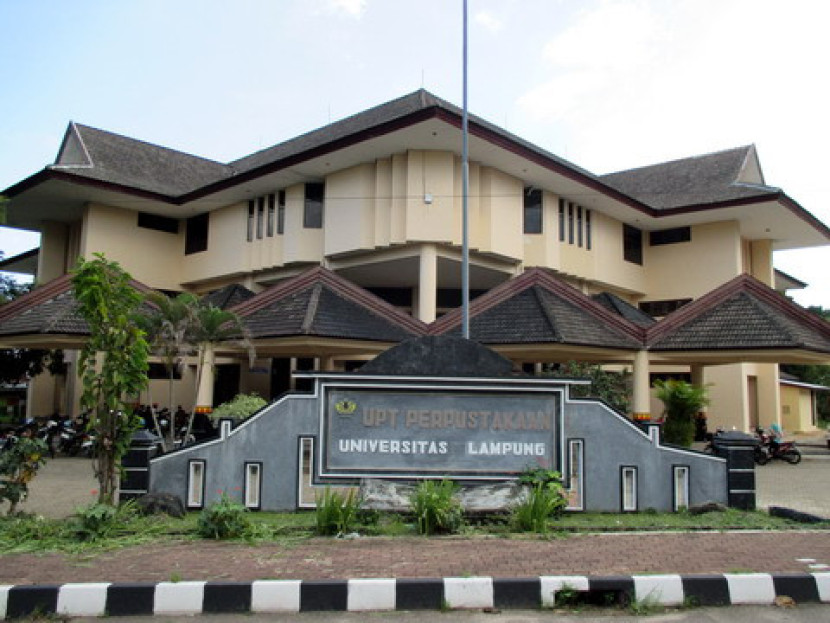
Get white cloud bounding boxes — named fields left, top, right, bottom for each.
left=475, top=10, right=503, bottom=33
left=325, top=0, right=367, bottom=17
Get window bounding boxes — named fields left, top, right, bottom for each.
left=567, top=440, right=584, bottom=510
left=568, top=203, right=574, bottom=244
left=185, top=213, right=209, bottom=255
left=673, top=466, right=689, bottom=511
left=623, top=224, right=643, bottom=265
left=523, top=187, right=542, bottom=234
left=298, top=437, right=315, bottom=508
left=245, top=462, right=262, bottom=509
left=138, top=212, right=179, bottom=234
left=639, top=298, right=692, bottom=317
left=621, top=466, right=637, bottom=511
left=650, top=227, right=691, bottom=246
left=558, top=199, right=565, bottom=242
left=267, top=194, right=275, bottom=237
left=585, top=210, right=592, bottom=250
left=304, top=183, right=324, bottom=229
left=187, top=460, right=206, bottom=509
left=246, top=201, right=254, bottom=242
left=277, top=190, right=286, bottom=234
left=577, top=207, right=583, bottom=247
left=148, top=362, right=181, bottom=380
left=256, top=197, right=265, bottom=239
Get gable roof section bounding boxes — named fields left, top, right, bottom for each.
left=0, top=273, right=154, bottom=341
left=201, top=284, right=256, bottom=310
left=646, top=274, right=830, bottom=354
left=50, top=123, right=234, bottom=197
left=591, top=292, right=656, bottom=328
left=600, top=145, right=782, bottom=210
left=430, top=268, right=644, bottom=350
left=230, top=266, right=427, bottom=342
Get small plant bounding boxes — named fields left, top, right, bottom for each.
left=512, top=466, right=567, bottom=534
left=553, top=583, right=582, bottom=608
left=197, top=494, right=252, bottom=539
left=0, top=436, right=49, bottom=515
left=409, top=479, right=463, bottom=536
left=314, top=487, right=361, bottom=536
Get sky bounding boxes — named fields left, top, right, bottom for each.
left=1, top=0, right=828, bottom=306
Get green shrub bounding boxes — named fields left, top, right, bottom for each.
left=409, top=479, right=463, bottom=535
left=210, top=393, right=267, bottom=421
left=197, top=494, right=252, bottom=539
left=314, top=487, right=361, bottom=536
left=512, top=467, right=567, bottom=533
left=70, top=500, right=137, bottom=541
left=654, top=379, right=709, bottom=447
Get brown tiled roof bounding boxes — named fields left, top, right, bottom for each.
left=0, top=273, right=154, bottom=339
left=591, top=292, right=656, bottom=328
left=646, top=274, right=830, bottom=353
left=600, top=145, right=780, bottom=210
left=430, top=268, right=644, bottom=350
left=231, top=267, right=427, bottom=342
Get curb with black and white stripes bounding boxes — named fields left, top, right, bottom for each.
left=1, top=573, right=829, bottom=618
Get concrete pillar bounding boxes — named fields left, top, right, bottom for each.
left=417, top=243, right=438, bottom=323
left=632, top=350, right=651, bottom=422
left=195, top=343, right=215, bottom=413
left=321, top=355, right=336, bottom=372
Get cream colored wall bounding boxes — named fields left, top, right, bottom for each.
left=703, top=364, right=749, bottom=431
left=780, top=385, right=816, bottom=432
left=406, top=151, right=457, bottom=244
left=325, top=164, right=376, bottom=256
left=81, top=203, right=184, bottom=290
left=748, top=239, right=774, bottom=285
left=589, top=212, right=646, bottom=294
left=182, top=203, right=252, bottom=284
left=37, top=222, right=70, bottom=283
left=282, top=185, right=325, bottom=263
left=643, top=221, right=742, bottom=300
left=477, top=167, right=523, bottom=258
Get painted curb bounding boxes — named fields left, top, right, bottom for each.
left=1, top=573, right=828, bottom=618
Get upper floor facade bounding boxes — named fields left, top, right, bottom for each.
left=5, top=90, right=828, bottom=322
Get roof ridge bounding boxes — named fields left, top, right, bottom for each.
left=532, top=287, right=563, bottom=342
left=301, top=283, right=323, bottom=334
left=0, top=274, right=74, bottom=322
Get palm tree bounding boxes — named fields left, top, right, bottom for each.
left=185, top=301, right=254, bottom=442
left=136, top=292, right=199, bottom=449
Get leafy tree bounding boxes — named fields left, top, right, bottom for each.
left=546, top=361, right=631, bottom=414
left=72, top=254, right=149, bottom=505
left=654, top=379, right=709, bottom=447
left=0, top=435, right=48, bottom=515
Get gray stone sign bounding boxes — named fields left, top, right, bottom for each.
left=321, top=386, right=560, bottom=478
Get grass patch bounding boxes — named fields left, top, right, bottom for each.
left=0, top=506, right=826, bottom=555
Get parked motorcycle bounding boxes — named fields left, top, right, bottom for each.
left=754, top=427, right=801, bottom=465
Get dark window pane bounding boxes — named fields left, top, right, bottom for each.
left=256, top=197, right=264, bottom=239
left=523, top=187, right=542, bottom=234
left=577, top=206, right=583, bottom=247
left=568, top=203, right=574, bottom=244
left=304, top=183, right=324, bottom=229
left=650, top=227, right=691, bottom=246
left=267, top=194, right=275, bottom=237
left=558, top=199, right=565, bottom=242
left=586, top=210, right=592, bottom=250
left=137, top=212, right=179, bottom=234
left=639, top=298, right=692, bottom=317
left=246, top=201, right=254, bottom=242
left=623, top=224, right=643, bottom=265
left=278, top=190, right=285, bottom=234
left=185, top=213, right=209, bottom=255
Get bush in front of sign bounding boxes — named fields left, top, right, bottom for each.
left=409, top=479, right=463, bottom=536
left=512, top=467, right=567, bottom=534
left=314, top=487, right=361, bottom=536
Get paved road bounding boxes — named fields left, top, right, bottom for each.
left=66, top=605, right=830, bottom=622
